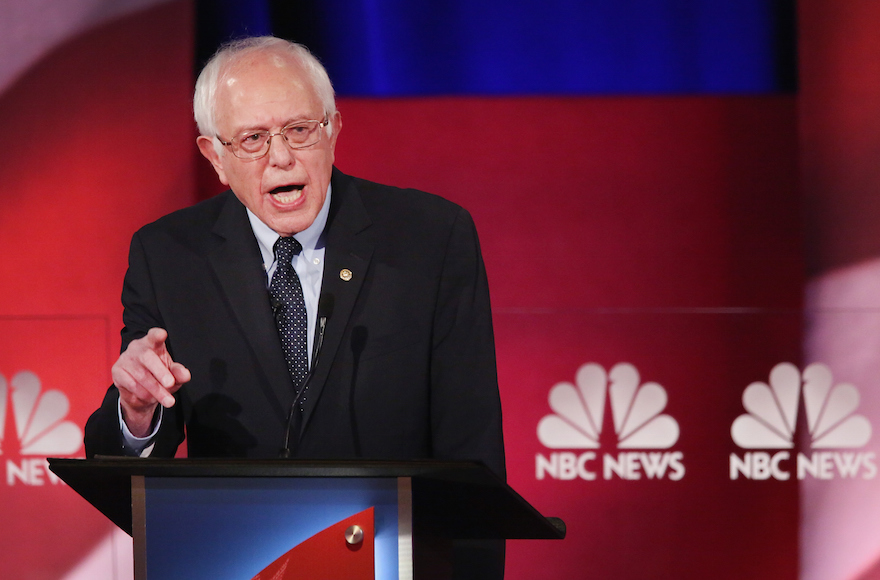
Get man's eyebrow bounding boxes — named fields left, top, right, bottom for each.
left=284, top=114, right=322, bottom=124
left=231, top=124, right=269, bottom=135
left=233, top=116, right=318, bottom=134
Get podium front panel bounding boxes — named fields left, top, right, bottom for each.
left=137, top=477, right=400, bottom=580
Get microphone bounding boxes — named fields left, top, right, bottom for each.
left=310, top=294, right=334, bottom=367
left=279, top=293, right=334, bottom=458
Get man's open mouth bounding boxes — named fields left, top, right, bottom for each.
left=270, top=184, right=303, bottom=195
left=269, top=184, right=305, bottom=203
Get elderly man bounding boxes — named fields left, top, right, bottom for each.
left=84, top=37, right=504, bottom=477
left=85, top=35, right=505, bottom=578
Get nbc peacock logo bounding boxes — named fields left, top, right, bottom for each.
left=1, top=371, right=82, bottom=486
left=535, top=363, right=684, bottom=481
left=730, top=362, right=876, bottom=481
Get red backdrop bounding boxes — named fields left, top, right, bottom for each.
left=3, top=1, right=880, bottom=579
left=0, top=2, right=196, bottom=577
left=336, top=95, right=801, bottom=580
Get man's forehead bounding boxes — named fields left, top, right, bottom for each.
left=216, top=55, right=320, bottom=126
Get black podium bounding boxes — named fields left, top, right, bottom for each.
left=49, top=458, right=564, bottom=579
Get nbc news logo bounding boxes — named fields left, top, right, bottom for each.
left=1, top=371, right=82, bottom=486
left=730, top=363, right=876, bottom=481
left=536, top=363, right=684, bottom=481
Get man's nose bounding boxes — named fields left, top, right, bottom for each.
left=267, top=133, right=295, bottom=167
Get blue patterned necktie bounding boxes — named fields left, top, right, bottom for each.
left=269, top=236, right=309, bottom=388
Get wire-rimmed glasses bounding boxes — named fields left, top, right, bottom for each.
left=218, top=116, right=329, bottom=159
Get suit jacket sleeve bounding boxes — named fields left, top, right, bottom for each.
left=84, top=230, right=186, bottom=458
left=429, top=207, right=505, bottom=479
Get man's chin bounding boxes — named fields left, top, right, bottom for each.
left=266, top=212, right=318, bottom=236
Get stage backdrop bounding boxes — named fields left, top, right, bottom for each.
left=0, top=1, right=196, bottom=578
left=2, top=1, right=878, bottom=579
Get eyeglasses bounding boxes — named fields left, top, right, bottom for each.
left=218, top=117, right=329, bottom=159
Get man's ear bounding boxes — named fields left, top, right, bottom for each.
left=328, top=111, right=342, bottom=151
left=196, top=136, right=230, bottom=186
left=326, top=110, right=342, bottom=164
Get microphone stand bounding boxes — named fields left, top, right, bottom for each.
left=279, top=295, right=332, bottom=458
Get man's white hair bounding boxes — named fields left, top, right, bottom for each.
left=193, top=36, right=337, bottom=152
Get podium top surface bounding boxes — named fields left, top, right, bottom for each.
left=52, top=456, right=501, bottom=480
left=49, top=458, right=565, bottom=540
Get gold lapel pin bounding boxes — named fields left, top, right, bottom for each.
left=340, top=268, right=353, bottom=281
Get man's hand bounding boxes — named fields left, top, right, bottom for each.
left=111, top=327, right=191, bottom=437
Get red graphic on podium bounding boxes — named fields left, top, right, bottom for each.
left=252, top=506, right=375, bottom=580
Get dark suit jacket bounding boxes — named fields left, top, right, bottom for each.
left=85, top=168, right=505, bottom=478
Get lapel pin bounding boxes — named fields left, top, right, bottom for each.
left=340, top=269, right=353, bottom=281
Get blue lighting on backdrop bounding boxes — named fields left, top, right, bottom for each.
left=198, top=0, right=795, bottom=96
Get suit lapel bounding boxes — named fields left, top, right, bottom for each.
left=207, top=192, right=292, bottom=423
left=299, top=169, right=374, bottom=433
